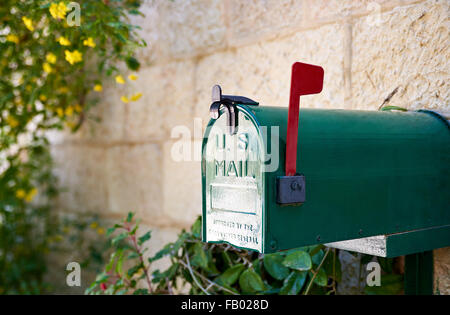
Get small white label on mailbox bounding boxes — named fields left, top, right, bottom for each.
left=204, top=110, right=264, bottom=252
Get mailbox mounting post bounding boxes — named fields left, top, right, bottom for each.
left=277, top=62, right=324, bottom=205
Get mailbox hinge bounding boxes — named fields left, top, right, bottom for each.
left=209, top=85, right=258, bottom=135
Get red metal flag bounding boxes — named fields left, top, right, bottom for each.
left=285, top=62, right=324, bottom=176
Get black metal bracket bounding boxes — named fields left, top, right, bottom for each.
left=209, top=85, right=258, bottom=135
left=276, top=174, right=306, bottom=205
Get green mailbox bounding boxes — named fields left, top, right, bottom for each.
left=202, top=62, right=450, bottom=260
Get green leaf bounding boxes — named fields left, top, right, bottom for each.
left=116, top=251, right=125, bottom=276
left=239, top=269, right=266, bottom=294
left=111, top=232, right=128, bottom=246
left=126, top=56, right=140, bottom=71
left=313, top=268, right=328, bottom=287
left=127, top=252, right=139, bottom=259
left=191, top=216, right=202, bottom=239
left=106, top=224, right=123, bottom=236
left=364, top=274, right=403, bottom=295
left=133, top=288, right=149, bottom=295
left=149, top=243, right=172, bottom=263
left=311, top=249, right=325, bottom=266
left=126, top=212, right=134, bottom=223
left=264, top=254, right=290, bottom=280
left=95, top=272, right=109, bottom=283
left=190, top=243, right=208, bottom=269
left=282, top=250, right=312, bottom=271
left=322, top=251, right=342, bottom=283
left=279, top=271, right=307, bottom=295
left=127, top=264, right=142, bottom=278
left=217, top=264, right=245, bottom=286
left=138, top=231, right=151, bottom=246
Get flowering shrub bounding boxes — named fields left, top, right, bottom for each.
left=87, top=213, right=343, bottom=295
left=88, top=213, right=405, bottom=295
left=0, top=0, right=144, bottom=294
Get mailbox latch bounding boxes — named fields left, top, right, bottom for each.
left=209, top=85, right=258, bottom=135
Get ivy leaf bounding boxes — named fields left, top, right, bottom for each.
left=282, top=250, right=312, bottom=271
left=239, top=269, right=266, bottom=294
left=264, top=254, right=290, bottom=280
left=138, top=231, right=151, bottom=246
left=217, top=264, right=245, bottom=286
left=313, top=269, right=328, bottom=287
left=279, top=271, right=307, bottom=295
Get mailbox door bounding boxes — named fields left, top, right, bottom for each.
left=202, top=107, right=266, bottom=252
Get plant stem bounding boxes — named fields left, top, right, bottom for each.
left=304, top=247, right=330, bottom=295
left=127, top=226, right=153, bottom=294
left=181, top=256, right=238, bottom=295
left=183, top=253, right=210, bottom=295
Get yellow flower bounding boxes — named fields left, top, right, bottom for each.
left=128, top=74, right=138, bottom=81
left=64, top=49, right=82, bottom=65
left=58, top=36, right=71, bottom=46
left=49, top=2, right=68, bottom=20
left=90, top=222, right=98, bottom=229
left=58, top=86, right=69, bottom=93
left=65, top=121, right=76, bottom=129
left=120, top=96, right=129, bottom=103
left=22, top=17, right=34, bottom=32
left=16, top=189, right=26, bottom=199
left=65, top=106, right=74, bottom=116
left=56, top=107, right=64, bottom=117
left=96, top=227, right=105, bottom=235
left=43, top=62, right=53, bottom=73
left=6, top=34, right=19, bottom=44
left=46, top=53, right=57, bottom=64
left=39, top=95, right=47, bottom=102
left=93, top=84, right=103, bottom=92
left=25, top=188, right=38, bottom=202
left=6, top=116, right=19, bottom=128
left=115, top=75, right=125, bottom=84
left=130, top=92, right=142, bottom=101
left=83, top=37, right=96, bottom=48
left=74, top=104, right=82, bottom=112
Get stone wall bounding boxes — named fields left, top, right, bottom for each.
left=50, top=0, right=449, bottom=293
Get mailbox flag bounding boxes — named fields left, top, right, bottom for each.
left=286, top=62, right=324, bottom=176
